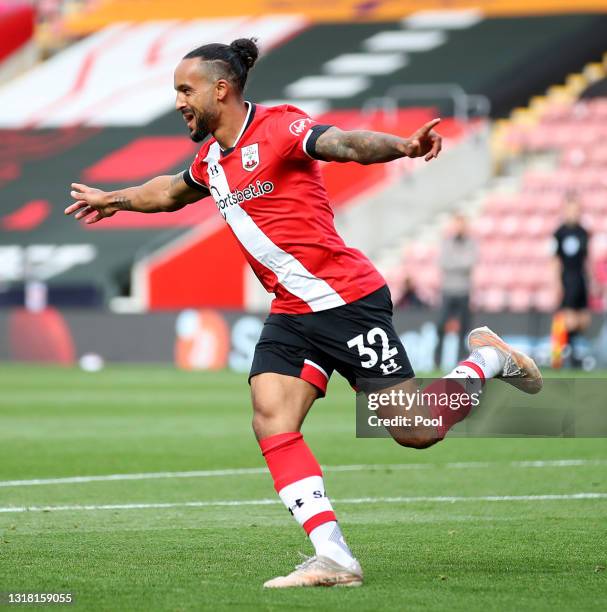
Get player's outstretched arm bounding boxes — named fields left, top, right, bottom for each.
left=64, top=172, right=208, bottom=225
left=314, top=118, right=442, bottom=165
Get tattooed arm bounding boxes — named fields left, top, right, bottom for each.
left=64, top=172, right=208, bottom=225
left=314, top=118, right=442, bottom=165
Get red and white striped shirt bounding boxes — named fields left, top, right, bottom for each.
left=185, top=102, right=385, bottom=314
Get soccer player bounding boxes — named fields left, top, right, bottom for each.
left=65, top=38, right=542, bottom=588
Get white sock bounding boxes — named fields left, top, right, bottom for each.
left=446, top=347, right=505, bottom=394
left=467, top=347, right=505, bottom=378
left=277, top=475, right=356, bottom=567
left=309, top=521, right=356, bottom=568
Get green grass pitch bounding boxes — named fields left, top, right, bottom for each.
left=0, top=365, right=605, bottom=611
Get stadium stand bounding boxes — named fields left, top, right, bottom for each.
left=61, top=0, right=607, bottom=32
left=248, top=13, right=607, bottom=117
left=394, top=54, right=607, bottom=314
left=3, top=13, right=606, bottom=125
left=0, top=2, right=37, bottom=83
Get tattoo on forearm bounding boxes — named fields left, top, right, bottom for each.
left=316, top=129, right=406, bottom=164
left=170, top=173, right=184, bottom=190
left=112, top=195, right=134, bottom=211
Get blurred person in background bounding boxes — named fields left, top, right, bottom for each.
left=394, top=274, right=424, bottom=308
left=435, top=213, right=476, bottom=366
left=552, top=196, right=590, bottom=367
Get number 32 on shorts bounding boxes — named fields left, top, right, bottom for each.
left=346, top=327, right=402, bottom=375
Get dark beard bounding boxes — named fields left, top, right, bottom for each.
left=190, top=112, right=212, bottom=143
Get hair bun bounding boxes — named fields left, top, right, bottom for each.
left=230, top=38, right=259, bottom=70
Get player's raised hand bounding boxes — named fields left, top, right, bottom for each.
left=65, top=183, right=116, bottom=224
left=402, top=118, right=442, bottom=161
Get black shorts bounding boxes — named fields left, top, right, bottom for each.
left=249, top=285, right=414, bottom=396
left=561, top=274, right=588, bottom=310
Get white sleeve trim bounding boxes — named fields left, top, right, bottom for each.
left=302, top=128, right=315, bottom=159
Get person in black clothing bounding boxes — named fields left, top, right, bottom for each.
left=395, top=274, right=424, bottom=309
left=553, top=197, right=591, bottom=365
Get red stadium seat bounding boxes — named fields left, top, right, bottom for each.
left=524, top=126, right=555, bottom=151
left=483, top=194, right=516, bottom=215
left=588, top=99, right=607, bottom=118
left=509, top=288, right=533, bottom=312
left=580, top=192, right=605, bottom=214
left=519, top=264, right=549, bottom=289
left=481, top=288, right=508, bottom=312
left=493, top=263, right=519, bottom=288
left=533, top=287, right=560, bottom=312
left=523, top=170, right=561, bottom=192
left=519, top=215, right=548, bottom=238
left=511, top=194, right=531, bottom=216
left=594, top=216, right=607, bottom=234
left=531, top=237, right=554, bottom=260
left=516, top=193, right=561, bottom=216
left=589, top=146, right=607, bottom=165
left=473, top=215, right=497, bottom=239
left=472, top=264, right=493, bottom=289
left=589, top=234, right=607, bottom=259
left=498, top=215, right=522, bottom=238
left=403, top=242, right=438, bottom=264
left=504, top=238, right=527, bottom=262
left=479, top=238, right=509, bottom=262
left=560, top=147, right=587, bottom=167
left=541, top=103, right=573, bottom=123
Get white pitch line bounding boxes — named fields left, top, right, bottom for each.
left=0, top=467, right=268, bottom=487
left=0, top=493, right=605, bottom=514
left=1, top=459, right=605, bottom=488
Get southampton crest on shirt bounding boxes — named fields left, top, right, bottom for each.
left=241, top=143, right=259, bottom=172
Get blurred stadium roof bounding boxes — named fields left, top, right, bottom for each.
left=64, top=1, right=607, bottom=34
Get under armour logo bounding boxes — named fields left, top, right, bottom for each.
left=209, top=165, right=219, bottom=177
left=380, top=359, right=402, bottom=375
left=288, top=498, right=305, bottom=515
